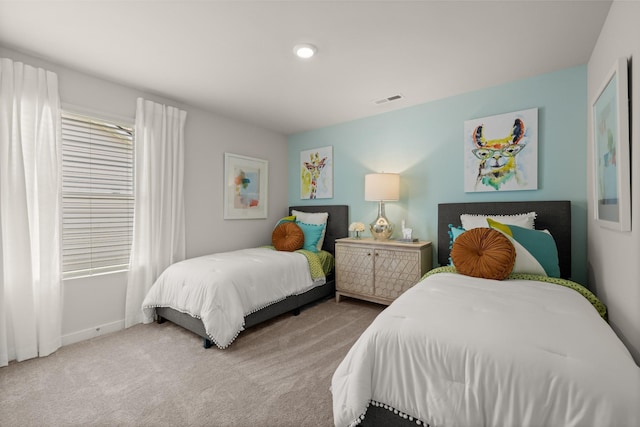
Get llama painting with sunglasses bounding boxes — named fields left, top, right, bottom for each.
left=464, top=108, right=538, bottom=192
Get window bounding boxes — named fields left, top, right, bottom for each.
left=61, top=111, right=134, bottom=279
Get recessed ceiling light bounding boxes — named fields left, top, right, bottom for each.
left=293, top=43, right=317, bottom=59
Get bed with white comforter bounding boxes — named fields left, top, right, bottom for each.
left=332, top=269, right=640, bottom=427
left=142, top=247, right=324, bottom=349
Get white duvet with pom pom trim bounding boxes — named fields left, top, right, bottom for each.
left=142, top=247, right=319, bottom=348
left=331, top=272, right=640, bottom=427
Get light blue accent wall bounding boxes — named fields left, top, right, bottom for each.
left=289, top=65, right=588, bottom=284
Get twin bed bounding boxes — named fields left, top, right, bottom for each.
left=143, top=205, right=348, bottom=349
left=332, top=200, right=639, bottom=427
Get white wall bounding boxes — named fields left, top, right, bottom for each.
left=0, top=46, right=289, bottom=346
left=587, top=0, right=640, bottom=363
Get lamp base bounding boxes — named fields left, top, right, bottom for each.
left=370, top=201, right=393, bottom=240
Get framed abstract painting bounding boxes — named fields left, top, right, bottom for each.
left=592, top=57, right=630, bottom=231
left=223, top=153, right=268, bottom=219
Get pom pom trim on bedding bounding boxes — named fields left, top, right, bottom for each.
left=348, top=400, right=428, bottom=427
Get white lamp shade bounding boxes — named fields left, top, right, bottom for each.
left=365, top=173, right=400, bottom=201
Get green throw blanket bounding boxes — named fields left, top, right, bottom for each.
left=422, top=266, right=607, bottom=320
left=263, top=246, right=327, bottom=282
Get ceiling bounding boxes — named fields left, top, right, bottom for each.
left=0, top=1, right=612, bottom=135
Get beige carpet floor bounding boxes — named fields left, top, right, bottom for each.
left=0, top=298, right=383, bottom=427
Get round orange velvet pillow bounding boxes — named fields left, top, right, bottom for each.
left=451, top=228, right=516, bottom=280
left=272, top=222, right=305, bottom=252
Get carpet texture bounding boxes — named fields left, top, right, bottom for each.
left=0, top=298, right=383, bottom=427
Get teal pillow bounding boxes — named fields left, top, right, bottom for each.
left=448, top=224, right=466, bottom=265
left=487, top=218, right=560, bottom=278
left=295, top=221, right=325, bottom=253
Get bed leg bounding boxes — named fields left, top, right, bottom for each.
left=157, top=316, right=165, bottom=324
left=293, top=308, right=301, bottom=316
left=203, top=338, right=213, bottom=349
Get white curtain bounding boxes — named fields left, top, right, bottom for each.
left=0, top=58, right=62, bottom=367
left=125, top=98, right=186, bottom=327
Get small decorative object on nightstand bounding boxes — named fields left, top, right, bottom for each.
left=396, top=220, right=418, bottom=243
left=349, top=222, right=366, bottom=239
left=335, top=238, right=432, bottom=305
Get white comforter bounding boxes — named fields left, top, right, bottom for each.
left=332, top=272, right=640, bottom=427
left=142, top=247, right=320, bottom=349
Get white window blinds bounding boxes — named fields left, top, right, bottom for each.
left=61, top=111, right=134, bottom=279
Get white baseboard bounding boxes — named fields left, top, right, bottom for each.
left=61, top=320, right=125, bottom=347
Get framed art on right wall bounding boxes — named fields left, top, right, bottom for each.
left=592, top=57, right=631, bottom=231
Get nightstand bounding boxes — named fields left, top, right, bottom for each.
left=335, top=238, right=432, bottom=305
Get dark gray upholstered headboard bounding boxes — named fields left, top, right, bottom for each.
left=438, top=201, right=571, bottom=279
left=289, top=205, right=349, bottom=255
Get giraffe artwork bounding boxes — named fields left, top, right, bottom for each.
left=464, top=108, right=538, bottom=192
left=303, top=153, right=326, bottom=199
left=300, top=146, right=333, bottom=199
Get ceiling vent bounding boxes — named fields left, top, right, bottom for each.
left=374, top=94, right=404, bottom=105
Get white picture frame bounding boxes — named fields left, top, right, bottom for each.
left=223, top=152, right=268, bottom=219
left=300, top=146, right=333, bottom=199
left=592, top=57, right=630, bottom=231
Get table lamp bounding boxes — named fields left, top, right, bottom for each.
left=365, top=173, right=400, bottom=240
